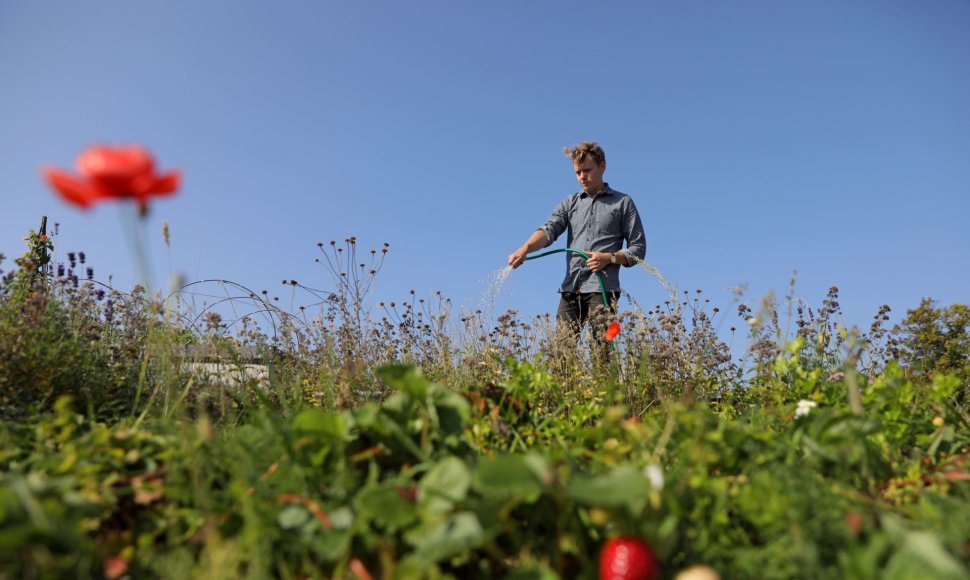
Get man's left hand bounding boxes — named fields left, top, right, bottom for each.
left=586, top=252, right=611, bottom=272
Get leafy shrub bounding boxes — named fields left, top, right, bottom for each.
left=893, top=298, right=970, bottom=409
left=0, top=232, right=134, bottom=418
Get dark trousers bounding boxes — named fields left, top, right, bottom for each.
left=556, top=290, right=621, bottom=345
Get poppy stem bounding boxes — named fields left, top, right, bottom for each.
left=120, top=203, right=153, bottom=291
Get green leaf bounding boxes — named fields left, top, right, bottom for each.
left=328, top=506, right=353, bottom=530
left=377, top=365, right=430, bottom=399
left=567, top=465, right=651, bottom=506
left=292, top=409, right=348, bottom=440
left=394, top=556, right=437, bottom=580
left=313, top=529, right=352, bottom=561
left=473, top=455, right=543, bottom=499
left=882, top=516, right=968, bottom=579
left=358, top=486, right=418, bottom=530
left=418, top=457, right=471, bottom=514
left=433, top=389, right=470, bottom=435
left=406, top=511, right=484, bottom=563
left=352, top=403, right=379, bottom=429
left=277, top=505, right=309, bottom=530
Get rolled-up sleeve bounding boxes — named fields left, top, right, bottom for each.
left=619, top=197, right=646, bottom=267
left=539, top=197, right=570, bottom=246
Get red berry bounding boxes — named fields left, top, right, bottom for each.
left=600, top=536, right=661, bottom=580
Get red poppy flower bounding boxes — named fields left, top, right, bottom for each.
left=605, top=321, right=621, bottom=342
left=43, top=145, right=180, bottom=214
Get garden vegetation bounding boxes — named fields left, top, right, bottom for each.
left=1, top=229, right=968, bottom=579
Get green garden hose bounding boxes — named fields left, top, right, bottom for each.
left=524, top=247, right=620, bottom=346
left=524, top=247, right=610, bottom=309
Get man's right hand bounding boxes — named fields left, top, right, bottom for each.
left=508, top=247, right=528, bottom=269
left=509, top=231, right=549, bottom=269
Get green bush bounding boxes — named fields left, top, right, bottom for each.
left=893, top=298, right=970, bottom=409
left=0, top=232, right=131, bottom=418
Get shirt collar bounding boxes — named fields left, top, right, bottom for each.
left=580, top=182, right=614, bottom=198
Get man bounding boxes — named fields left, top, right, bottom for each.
left=508, top=142, right=646, bottom=345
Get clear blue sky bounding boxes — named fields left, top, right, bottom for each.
left=2, top=1, right=968, bottom=340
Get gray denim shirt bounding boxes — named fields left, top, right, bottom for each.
left=538, top=183, right=646, bottom=294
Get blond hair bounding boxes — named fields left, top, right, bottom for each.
left=563, top=141, right=605, bottom=166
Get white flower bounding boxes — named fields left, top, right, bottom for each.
left=795, top=399, right=817, bottom=418
left=644, top=464, right=664, bottom=491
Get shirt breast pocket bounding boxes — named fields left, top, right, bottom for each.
left=598, top=208, right=623, bottom=237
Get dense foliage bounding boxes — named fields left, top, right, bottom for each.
left=1, top=230, right=968, bottom=579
